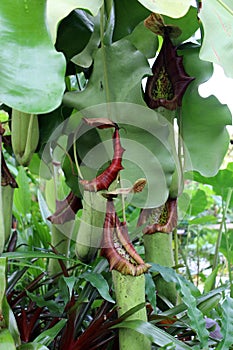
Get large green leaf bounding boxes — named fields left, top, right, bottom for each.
left=137, top=0, right=191, bottom=18
left=199, top=0, right=233, bottom=79
left=46, top=0, right=103, bottom=43
left=113, top=0, right=150, bottom=41
left=126, top=21, right=158, bottom=58
left=189, top=189, right=208, bottom=216
left=0, top=0, right=66, bottom=114
left=63, top=38, right=177, bottom=207
left=55, top=10, right=94, bottom=61
left=60, top=103, right=176, bottom=208
left=190, top=163, right=233, bottom=205
left=63, top=39, right=151, bottom=108
left=181, top=47, right=231, bottom=176
left=71, top=13, right=100, bottom=67
left=163, top=6, right=199, bottom=45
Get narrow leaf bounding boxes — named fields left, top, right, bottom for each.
left=0, top=257, right=6, bottom=307
left=2, top=296, right=21, bottom=347
left=177, top=276, right=209, bottom=348
left=26, top=291, right=62, bottom=314
left=189, top=215, right=217, bottom=225
left=2, top=251, right=70, bottom=260
left=18, top=344, right=49, bottom=350
left=63, top=276, right=76, bottom=299
left=145, top=273, right=157, bottom=310
left=37, top=190, right=52, bottom=227
left=204, top=266, right=219, bottom=294
left=149, top=264, right=209, bottom=347
left=81, top=271, right=115, bottom=303
left=217, top=297, right=233, bottom=350
left=33, top=319, right=67, bottom=346
left=113, top=319, right=192, bottom=349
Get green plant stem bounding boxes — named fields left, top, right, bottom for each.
left=112, top=270, right=151, bottom=350
left=223, top=188, right=233, bottom=297
left=2, top=186, right=14, bottom=244
left=100, top=4, right=111, bottom=104
left=48, top=225, right=70, bottom=276
left=196, top=227, right=200, bottom=287
left=173, top=227, right=179, bottom=272
left=144, top=233, right=177, bottom=308
left=73, top=131, right=83, bottom=179
left=120, top=178, right=126, bottom=223
left=75, top=191, right=105, bottom=263
left=21, top=114, right=38, bottom=165
left=212, top=194, right=230, bottom=272
left=180, top=246, right=193, bottom=283
left=0, top=150, right=4, bottom=254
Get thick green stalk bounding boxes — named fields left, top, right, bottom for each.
left=75, top=191, right=105, bottom=263
left=144, top=233, right=177, bottom=307
left=2, top=185, right=14, bottom=245
left=11, top=109, right=39, bottom=166
left=112, top=270, right=151, bottom=350
left=48, top=224, right=70, bottom=275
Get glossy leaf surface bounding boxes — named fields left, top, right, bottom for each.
left=47, top=0, right=103, bottom=43
left=137, top=0, right=192, bottom=18
left=0, top=0, right=66, bottom=113
left=181, top=48, right=231, bottom=176
left=199, top=0, right=233, bottom=79
left=64, top=39, right=151, bottom=108
left=33, top=319, right=67, bottom=346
